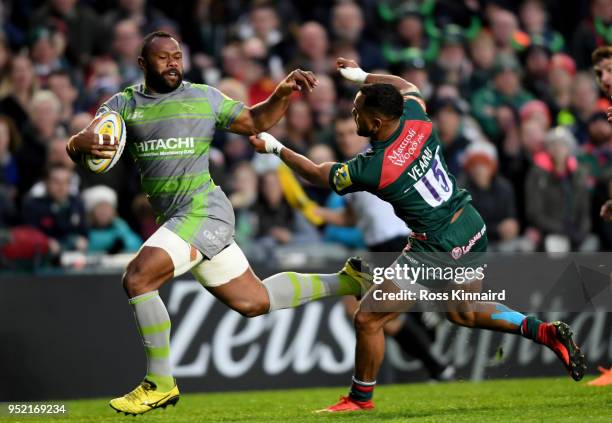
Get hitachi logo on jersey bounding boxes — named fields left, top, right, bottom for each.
left=387, top=127, right=426, bottom=166
left=134, top=137, right=195, bottom=153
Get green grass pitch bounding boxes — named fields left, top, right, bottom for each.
left=3, top=377, right=611, bottom=423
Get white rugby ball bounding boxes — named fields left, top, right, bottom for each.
left=82, top=111, right=126, bottom=174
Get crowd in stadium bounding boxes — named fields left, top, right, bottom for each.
left=0, top=0, right=611, bottom=267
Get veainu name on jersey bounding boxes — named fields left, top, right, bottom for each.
left=406, top=145, right=433, bottom=182
left=133, top=137, right=196, bottom=157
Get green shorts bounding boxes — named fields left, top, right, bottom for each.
left=394, top=203, right=488, bottom=288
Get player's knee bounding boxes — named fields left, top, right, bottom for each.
left=123, top=261, right=153, bottom=297
left=230, top=297, right=268, bottom=318
left=354, top=310, right=385, bottom=334
left=446, top=311, right=476, bottom=327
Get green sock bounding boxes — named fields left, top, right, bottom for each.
left=129, top=291, right=175, bottom=392
left=262, top=272, right=361, bottom=311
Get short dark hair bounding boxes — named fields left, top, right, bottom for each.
left=140, top=30, right=175, bottom=59
left=359, top=84, right=403, bottom=119
left=592, top=46, right=612, bottom=66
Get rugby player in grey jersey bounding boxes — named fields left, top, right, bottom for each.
left=67, top=31, right=373, bottom=415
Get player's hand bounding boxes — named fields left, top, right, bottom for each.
left=248, top=135, right=267, bottom=154
left=67, top=116, right=118, bottom=158
left=607, top=106, right=612, bottom=124
left=600, top=199, right=612, bottom=222
left=336, top=57, right=360, bottom=69
left=275, top=69, right=318, bottom=97
left=248, top=132, right=285, bottom=156
left=336, top=57, right=368, bottom=83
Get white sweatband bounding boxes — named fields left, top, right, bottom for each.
left=339, top=67, right=368, bottom=84
left=258, top=132, right=285, bottom=156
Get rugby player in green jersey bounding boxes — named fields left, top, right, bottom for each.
left=251, top=57, right=587, bottom=413
left=66, top=32, right=375, bottom=415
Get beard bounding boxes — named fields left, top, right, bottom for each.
left=356, top=122, right=373, bottom=137
left=145, top=63, right=183, bottom=93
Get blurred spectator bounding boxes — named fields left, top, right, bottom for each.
left=519, top=0, right=564, bottom=53
left=548, top=53, right=576, bottom=121
left=569, top=72, right=601, bottom=144
left=0, top=37, right=12, bottom=98
left=22, top=164, right=88, bottom=253
left=29, top=136, right=79, bottom=198
left=17, top=90, right=64, bottom=194
left=103, top=0, right=169, bottom=35
left=488, top=6, right=522, bottom=54
left=459, top=142, right=520, bottom=250
left=471, top=54, right=533, bottom=143
left=467, top=30, right=496, bottom=96
left=229, top=161, right=258, bottom=246
left=31, top=0, right=106, bottom=67
left=112, top=19, right=143, bottom=88
left=331, top=2, right=386, bottom=71
left=237, top=3, right=287, bottom=79
left=86, top=57, right=121, bottom=114
left=252, top=170, right=300, bottom=246
left=0, top=55, right=37, bottom=133
left=430, top=26, right=473, bottom=95
left=0, top=115, right=21, bottom=197
left=28, top=25, right=67, bottom=83
left=382, top=6, right=437, bottom=65
left=521, top=43, right=552, bottom=101
left=47, top=70, right=78, bottom=128
left=432, top=97, right=471, bottom=177
left=291, top=21, right=330, bottom=75
left=217, top=78, right=248, bottom=105
left=82, top=185, right=142, bottom=254
left=397, top=56, right=433, bottom=101
left=284, top=100, right=315, bottom=154
left=306, top=73, right=337, bottom=133
left=525, top=127, right=593, bottom=251
left=571, top=0, right=612, bottom=69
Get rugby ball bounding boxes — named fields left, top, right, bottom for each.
left=82, top=111, right=126, bottom=174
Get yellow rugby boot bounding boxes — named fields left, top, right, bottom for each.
left=109, top=379, right=179, bottom=415
left=340, top=256, right=374, bottom=299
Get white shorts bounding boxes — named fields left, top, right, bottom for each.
left=141, top=226, right=249, bottom=287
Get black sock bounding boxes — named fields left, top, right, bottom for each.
left=392, top=314, right=446, bottom=378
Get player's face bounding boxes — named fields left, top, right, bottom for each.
left=352, top=92, right=379, bottom=138
left=594, top=58, right=612, bottom=96
left=141, top=37, right=183, bottom=93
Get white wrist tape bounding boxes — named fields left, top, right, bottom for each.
left=339, top=67, right=368, bottom=84
left=258, top=132, right=285, bottom=156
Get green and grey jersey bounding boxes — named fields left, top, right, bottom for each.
left=329, top=94, right=471, bottom=237
left=97, top=81, right=244, bottom=257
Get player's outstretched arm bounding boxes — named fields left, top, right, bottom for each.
left=228, top=70, right=318, bottom=135
left=249, top=133, right=333, bottom=187
left=66, top=116, right=118, bottom=161
left=336, top=57, right=419, bottom=96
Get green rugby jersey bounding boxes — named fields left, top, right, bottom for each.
left=97, top=81, right=244, bottom=256
left=329, top=95, right=471, bottom=236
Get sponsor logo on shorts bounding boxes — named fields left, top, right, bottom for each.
left=451, top=225, right=487, bottom=260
